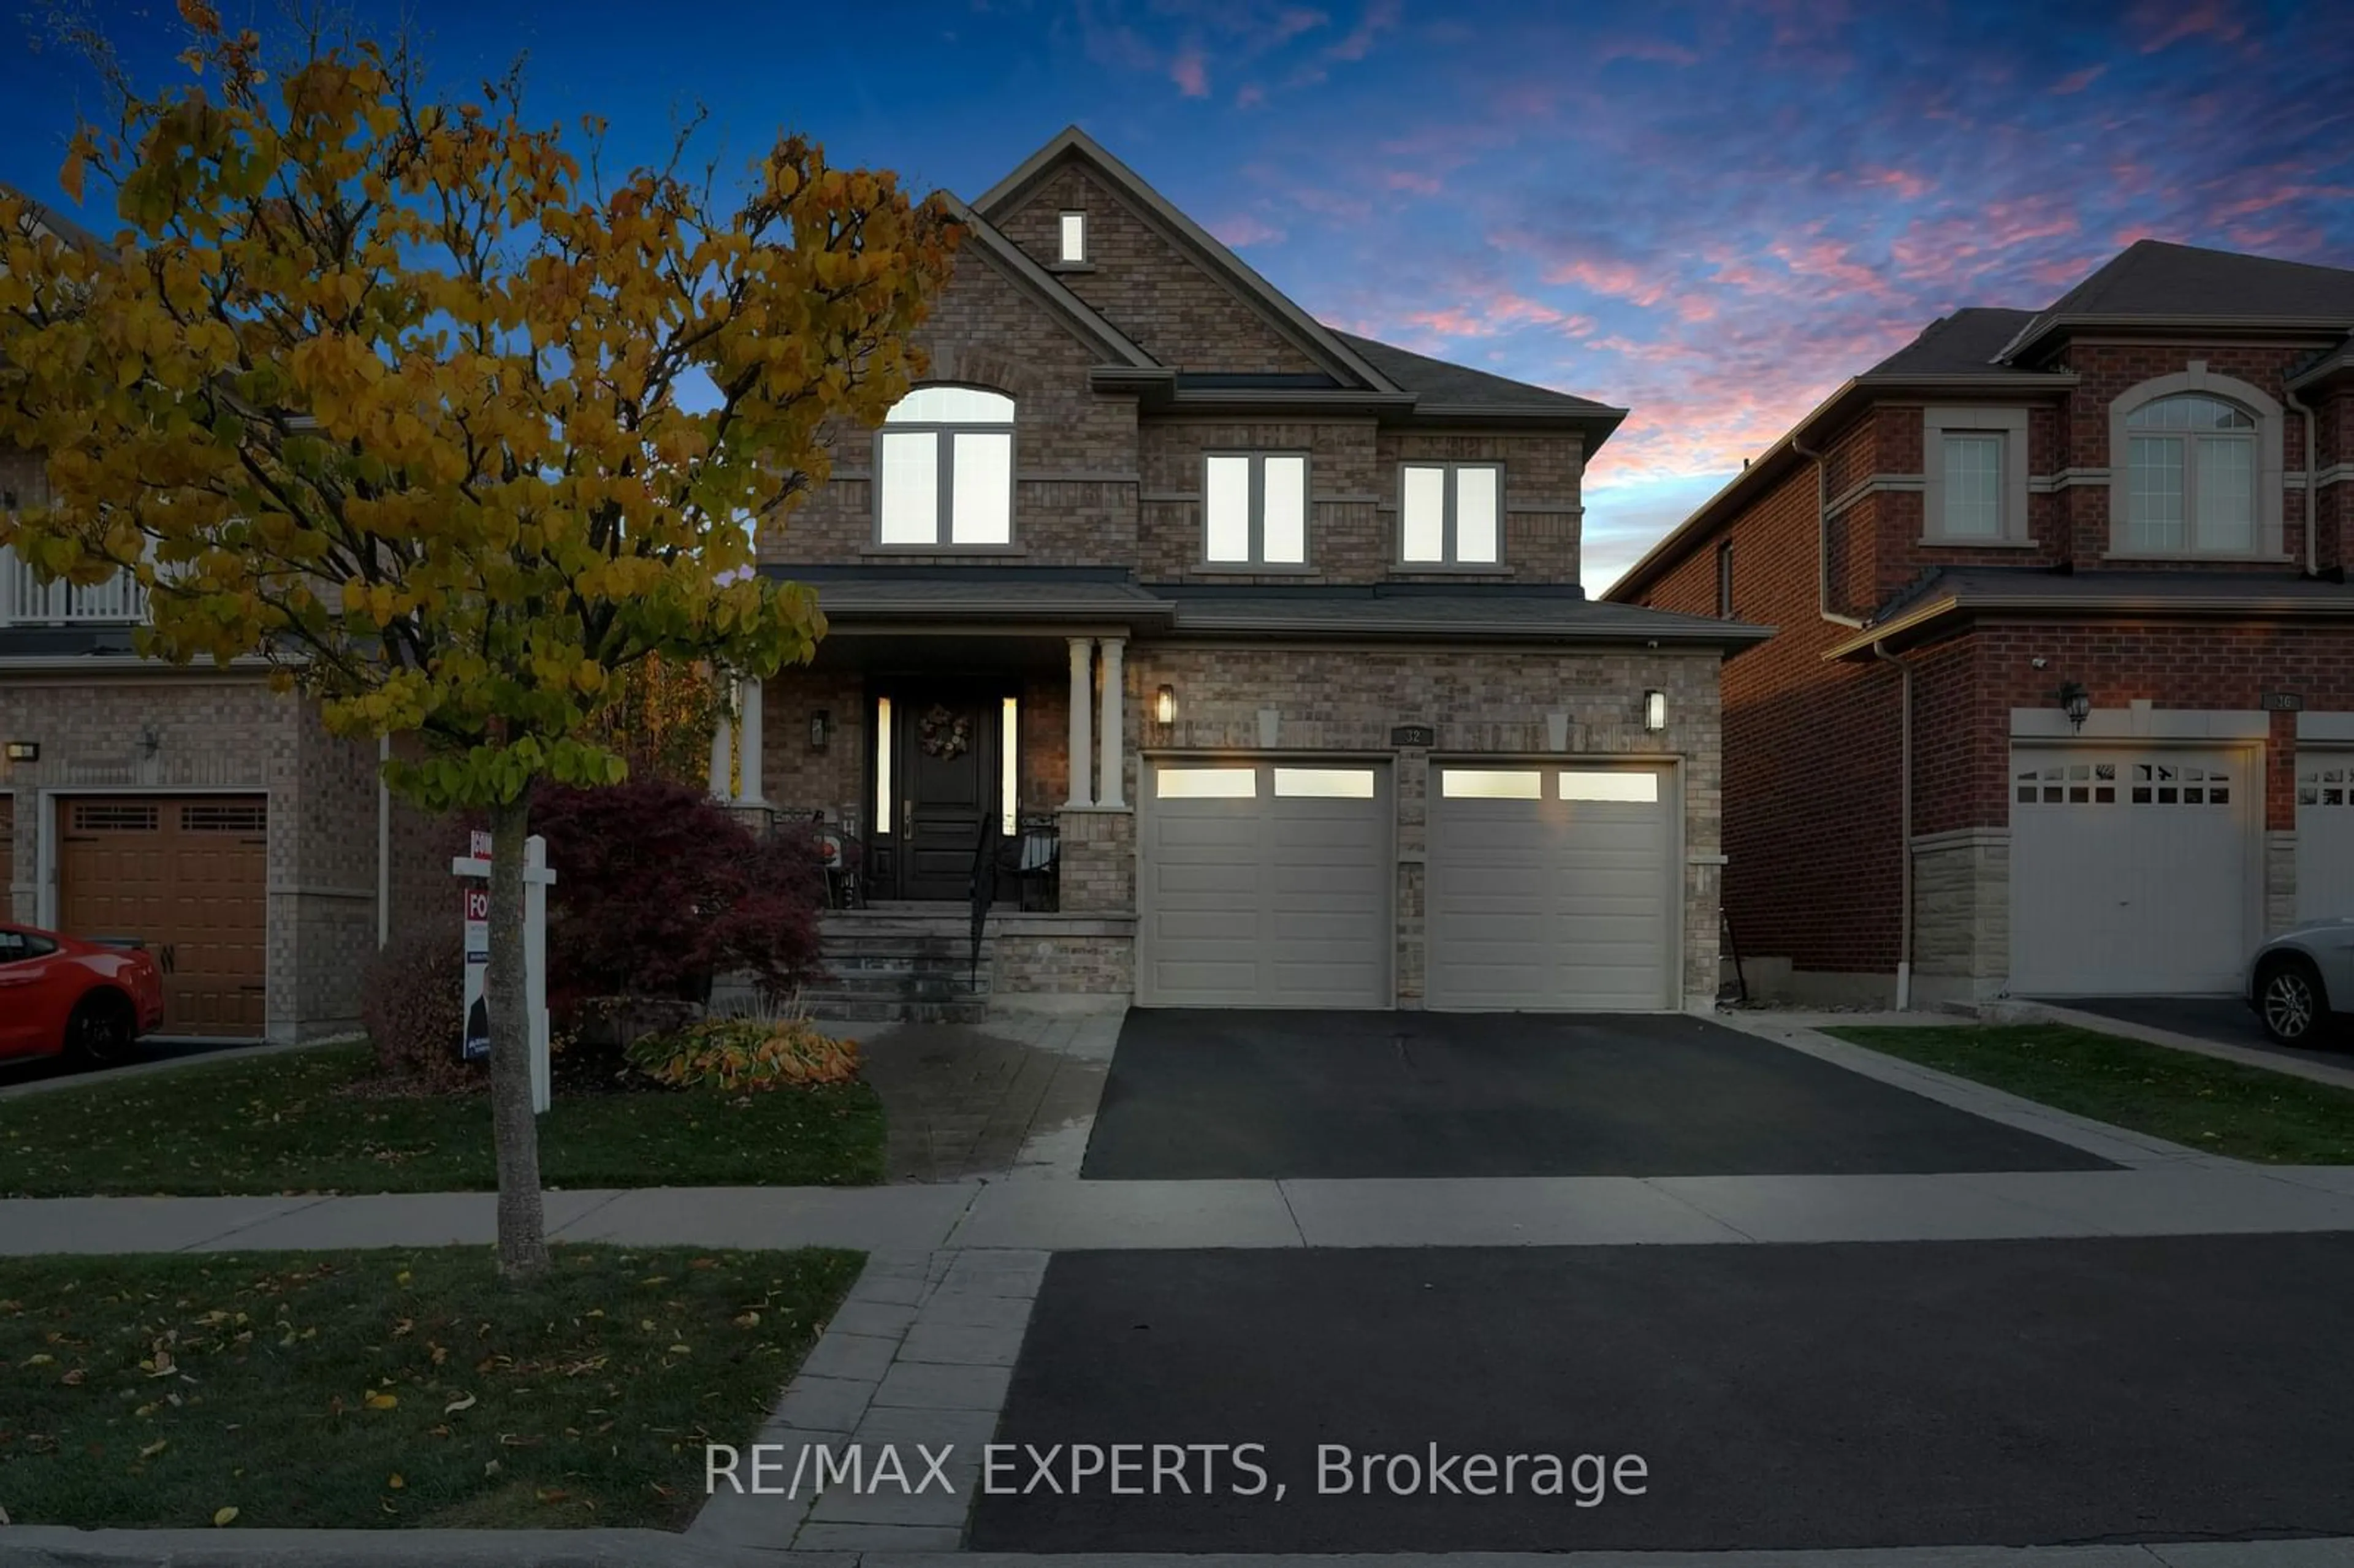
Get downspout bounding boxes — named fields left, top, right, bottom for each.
left=1794, top=435, right=1865, bottom=629
left=2285, top=385, right=2318, bottom=576
left=1873, top=641, right=1914, bottom=1011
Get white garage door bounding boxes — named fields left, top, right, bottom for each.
left=2009, top=747, right=2255, bottom=995
left=1137, top=759, right=1390, bottom=1007
left=2297, top=752, right=2354, bottom=923
left=1426, top=763, right=1675, bottom=1011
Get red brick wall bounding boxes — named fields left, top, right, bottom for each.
left=2054, top=341, right=2334, bottom=571
left=1951, top=622, right=2354, bottom=832
left=2318, top=387, right=2352, bottom=573
left=1639, top=412, right=1905, bottom=974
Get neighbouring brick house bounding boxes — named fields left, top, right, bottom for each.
left=1606, top=239, right=2354, bottom=1008
left=1, top=186, right=445, bottom=1043
left=704, top=127, right=1764, bottom=1015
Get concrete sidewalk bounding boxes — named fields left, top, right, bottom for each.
left=7, top=1162, right=2354, bottom=1256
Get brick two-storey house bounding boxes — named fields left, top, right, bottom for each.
left=707, top=127, right=1764, bottom=1013
left=1607, top=240, right=2354, bottom=1008
left=1, top=185, right=447, bottom=1044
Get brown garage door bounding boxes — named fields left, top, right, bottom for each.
left=59, top=795, right=268, bottom=1037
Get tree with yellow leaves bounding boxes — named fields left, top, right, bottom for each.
left=0, top=4, right=959, bottom=1276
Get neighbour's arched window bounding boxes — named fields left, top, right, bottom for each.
left=875, top=386, right=1015, bottom=546
left=2122, top=393, right=2257, bottom=555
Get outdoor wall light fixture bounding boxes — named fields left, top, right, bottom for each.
left=2053, top=681, right=2092, bottom=732
left=1643, top=690, right=1667, bottom=732
left=138, top=725, right=161, bottom=759
left=4, top=740, right=35, bottom=762
left=809, top=709, right=830, bottom=751
left=1154, top=684, right=1177, bottom=725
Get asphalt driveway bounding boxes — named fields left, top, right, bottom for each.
left=971, top=1236, right=2354, bottom=1552
left=1080, top=1009, right=2115, bottom=1179
left=2062, top=994, right=2351, bottom=1065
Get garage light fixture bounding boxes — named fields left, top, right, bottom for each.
left=1154, top=684, right=1177, bottom=725
left=4, top=740, right=34, bottom=761
left=2053, top=681, right=2092, bottom=732
left=1642, top=690, right=1667, bottom=733
left=809, top=709, right=830, bottom=751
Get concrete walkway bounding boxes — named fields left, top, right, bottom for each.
left=8, top=1160, right=2354, bottom=1257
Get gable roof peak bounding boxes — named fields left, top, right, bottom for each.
left=970, top=126, right=1402, bottom=395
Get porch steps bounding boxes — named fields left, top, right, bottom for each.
left=805, top=908, right=993, bottom=1024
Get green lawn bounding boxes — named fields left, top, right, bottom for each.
left=0, top=1244, right=859, bottom=1529
left=1827, top=1023, right=2354, bottom=1164
left=0, top=1044, right=885, bottom=1197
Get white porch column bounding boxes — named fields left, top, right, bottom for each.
left=1097, top=635, right=1126, bottom=809
left=1065, top=637, right=1095, bottom=809
left=737, top=676, right=764, bottom=805
left=707, top=679, right=736, bottom=802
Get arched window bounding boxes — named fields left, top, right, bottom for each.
left=2122, top=393, right=2257, bottom=554
left=875, top=386, right=1015, bottom=546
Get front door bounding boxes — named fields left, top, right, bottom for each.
left=894, top=691, right=999, bottom=900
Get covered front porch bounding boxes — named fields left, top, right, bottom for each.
left=701, top=571, right=1164, bottom=1010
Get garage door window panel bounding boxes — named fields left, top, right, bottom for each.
left=1156, top=767, right=1259, bottom=799
left=1274, top=767, right=1376, bottom=798
left=1558, top=770, right=1659, bottom=802
left=1441, top=768, right=1543, bottom=800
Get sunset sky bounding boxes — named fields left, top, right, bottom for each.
left=7, top=0, right=2350, bottom=590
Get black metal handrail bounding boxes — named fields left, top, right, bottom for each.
left=967, top=818, right=1000, bottom=989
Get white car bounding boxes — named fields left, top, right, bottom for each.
left=2246, top=919, right=2354, bottom=1046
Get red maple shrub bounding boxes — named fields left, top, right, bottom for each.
left=530, top=780, right=826, bottom=1019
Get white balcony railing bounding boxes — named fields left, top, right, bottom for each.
left=1, top=544, right=150, bottom=626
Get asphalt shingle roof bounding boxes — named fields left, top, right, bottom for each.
left=1867, top=308, right=2040, bottom=376
left=1332, top=331, right=1623, bottom=415
left=2039, top=239, right=2354, bottom=322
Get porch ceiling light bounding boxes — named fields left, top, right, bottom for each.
left=1154, top=684, right=1176, bottom=725
left=2053, top=681, right=2092, bottom=732
left=1642, top=690, right=1667, bottom=733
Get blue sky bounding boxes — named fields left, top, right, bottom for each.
left=6, top=0, right=2351, bottom=589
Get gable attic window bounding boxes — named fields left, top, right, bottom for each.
left=1203, top=452, right=1309, bottom=565
left=875, top=386, right=1015, bottom=547
left=1058, top=211, right=1086, bottom=265
left=1398, top=462, right=1503, bottom=566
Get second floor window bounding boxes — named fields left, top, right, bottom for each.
left=1399, top=462, right=1503, bottom=565
left=2124, top=394, right=2255, bottom=555
left=1939, top=433, right=2004, bottom=539
left=1204, top=453, right=1308, bottom=565
left=876, top=386, right=1015, bottom=547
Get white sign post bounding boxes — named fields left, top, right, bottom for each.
left=451, top=830, right=556, bottom=1114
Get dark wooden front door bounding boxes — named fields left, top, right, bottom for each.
left=895, top=692, right=998, bottom=900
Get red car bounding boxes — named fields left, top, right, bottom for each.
left=0, top=922, right=166, bottom=1064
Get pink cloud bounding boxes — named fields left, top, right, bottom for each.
left=1383, top=169, right=1442, bottom=196
left=2051, top=63, right=2106, bottom=93
left=1236, top=82, right=1267, bottom=108
left=1399, top=290, right=1596, bottom=340
left=1209, top=213, right=1287, bottom=248
left=1594, top=37, right=1701, bottom=66
left=1538, top=256, right=1673, bottom=308
left=1857, top=166, right=1934, bottom=200
left=2136, top=0, right=2245, bottom=52
left=1170, top=45, right=1209, bottom=97
left=1324, top=0, right=1399, bottom=61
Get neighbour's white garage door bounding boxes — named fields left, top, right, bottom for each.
left=1137, top=759, right=1390, bottom=1007
left=1426, top=763, right=1676, bottom=1011
left=2009, top=747, right=2255, bottom=995
left=2298, top=752, right=2354, bottom=923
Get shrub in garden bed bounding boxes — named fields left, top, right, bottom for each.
left=629, top=1016, right=861, bottom=1094
left=356, top=916, right=482, bottom=1093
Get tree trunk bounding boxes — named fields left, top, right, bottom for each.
left=487, top=788, right=549, bottom=1279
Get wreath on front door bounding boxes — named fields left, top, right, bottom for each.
left=918, top=703, right=972, bottom=760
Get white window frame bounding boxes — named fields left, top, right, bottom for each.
left=1057, top=210, right=1086, bottom=265
left=1201, top=451, right=1311, bottom=568
left=1921, top=407, right=2030, bottom=546
left=2106, top=366, right=2286, bottom=560
left=873, top=386, right=1016, bottom=549
left=1396, top=461, right=1505, bottom=567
